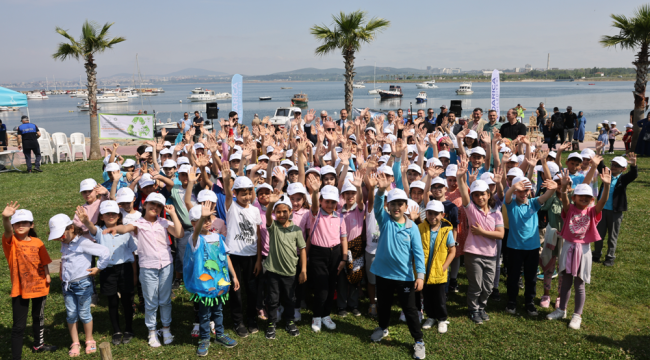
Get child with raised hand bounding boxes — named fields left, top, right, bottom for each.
left=222, top=161, right=264, bottom=338
left=263, top=190, right=307, bottom=339
left=76, top=202, right=137, bottom=346
left=547, top=168, right=612, bottom=330
left=363, top=172, right=381, bottom=319
left=418, top=199, right=456, bottom=334
left=456, top=159, right=504, bottom=325
left=504, top=173, right=558, bottom=317
left=102, top=193, right=184, bottom=347
left=3, top=202, right=57, bottom=359
left=369, top=173, right=427, bottom=360
left=186, top=202, right=239, bottom=356
left=306, top=176, right=348, bottom=333
left=49, top=213, right=110, bottom=356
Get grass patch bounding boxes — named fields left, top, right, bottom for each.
left=1, top=154, right=649, bottom=359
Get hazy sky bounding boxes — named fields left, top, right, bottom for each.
left=1, top=0, right=643, bottom=82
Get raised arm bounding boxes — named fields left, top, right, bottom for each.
left=456, top=158, right=471, bottom=207
left=266, top=189, right=282, bottom=226
left=192, top=201, right=216, bottom=245
left=75, top=206, right=98, bottom=236
left=308, top=176, right=321, bottom=216
left=559, top=169, right=571, bottom=213
left=351, top=171, right=365, bottom=212
left=164, top=204, right=184, bottom=238
left=2, top=202, right=20, bottom=239
left=594, top=167, right=611, bottom=214
left=537, top=179, right=558, bottom=205
left=222, top=160, right=233, bottom=211
left=583, top=155, right=603, bottom=185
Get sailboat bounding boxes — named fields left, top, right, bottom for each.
left=368, top=63, right=381, bottom=95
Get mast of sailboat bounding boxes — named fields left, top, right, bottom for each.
left=136, top=53, right=144, bottom=107
left=46, top=77, right=49, bottom=91
left=53, top=76, right=57, bottom=91
left=373, top=62, right=376, bottom=90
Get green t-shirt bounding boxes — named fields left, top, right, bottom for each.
left=263, top=220, right=306, bottom=277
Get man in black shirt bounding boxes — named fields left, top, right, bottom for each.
left=536, top=102, right=547, bottom=132
left=564, top=106, right=577, bottom=142
left=16, top=116, right=42, bottom=173
left=549, top=107, right=565, bottom=150
left=192, top=111, right=204, bottom=142
left=436, top=105, right=449, bottom=127
left=498, top=109, right=527, bottom=140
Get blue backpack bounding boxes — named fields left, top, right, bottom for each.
left=183, top=233, right=231, bottom=306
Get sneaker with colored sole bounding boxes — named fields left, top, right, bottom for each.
left=214, top=334, right=237, bottom=348
left=196, top=339, right=210, bottom=357
left=265, top=323, right=276, bottom=340
left=285, top=321, right=300, bottom=337
left=311, top=317, right=322, bottom=333
left=568, top=313, right=582, bottom=330
left=370, top=327, right=389, bottom=342
left=546, top=309, right=567, bottom=320
left=322, top=316, right=336, bottom=330
left=413, top=341, right=426, bottom=359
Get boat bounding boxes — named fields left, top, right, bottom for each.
left=122, top=89, right=138, bottom=98
left=416, top=91, right=427, bottom=103
left=187, top=89, right=217, bottom=102
left=139, top=88, right=158, bottom=96
left=368, top=89, right=380, bottom=95
left=377, top=85, right=403, bottom=99
left=353, top=81, right=366, bottom=88
left=291, top=92, right=308, bottom=106
left=269, top=107, right=302, bottom=127
left=152, top=88, right=165, bottom=93
left=281, top=87, right=292, bottom=89
left=214, top=92, right=232, bottom=99
left=259, top=96, right=272, bottom=101
left=368, top=63, right=381, bottom=95
left=455, top=82, right=474, bottom=95
left=0, top=106, right=9, bottom=111
left=588, top=83, right=595, bottom=85
left=27, top=91, right=48, bottom=100
left=77, top=102, right=101, bottom=111
left=96, top=93, right=128, bottom=103
left=416, top=80, right=438, bottom=89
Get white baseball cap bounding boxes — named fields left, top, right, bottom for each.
left=305, top=168, right=321, bottom=177
left=320, top=165, right=336, bottom=176
left=428, top=157, right=443, bottom=168
left=266, top=146, right=275, bottom=154
left=79, top=178, right=98, bottom=192
left=512, top=176, right=532, bottom=189
left=602, top=120, right=609, bottom=124
left=139, top=174, right=155, bottom=188
left=625, top=123, right=633, bottom=129
left=122, top=159, right=136, bottom=168
left=470, top=147, right=486, bottom=156
left=480, top=172, right=495, bottom=185
left=386, top=134, right=397, bottom=142
left=105, top=163, right=120, bottom=172
left=232, top=176, right=254, bottom=190
left=548, top=151, right=557, bottom=159
left=233, top=145, right=242, bottom=153
left=378, top=155, right=390, bottom=164
left=287, top=182, right=308, bottom=196
left=116, top=187, right=135, bottom=203
left=431, top=177, right=447, bottom=187
left=229, top=152, right=242, bottom=161
left=378, top=165, right=394, bottom=176
left=323, top=152, right=332, bottom=161
left=286, top=149, right=294, bottom=158
left=426, top=200, right=445, bottom=212
left=405, top=199, right=419, bottom=215
left=517, top=155, right=525, bottom=164
left=163, top=141, right=172, bottom=147
left=273, top=195, right=293, bottom=211
left=159, top=148, right=173, bottom=155
left=288, top=165, right=299, bottom=174
left=144, top=146, right=153, bottom=153
left=281, top=159, right=295, bottom=167
left=410, top=180, right=425, bottom=190
left=258, top=155, right=270, bottom=162
left=382, top=144, right=392, bottom=153
left=321, top=185, right=339, bottom=201
left=387, top=188, right=408, bottom=203
left=103, top=155, right=111, bottom=165
left=189, top=205, right=203, bottom=222
left=177, top=164, right=191, bottom=174
left=446, top=164, right=458, bottom=177
left=47, top=213, right=72, bottom=240
left=11, top=209, right=34, bottom=225
left=438, top=150, right=450, bottom=159
left=177, top=156, right=190, bottom=165
left=581, top=148, right=595, bottom=159
left=470, top=180, right=490, bottom=193
left=162, top=159, right=177, bottom=168
left=507, top=168, right=524, bottom=178
left=365, top=127, right=376, bottom=134
left=145, top=193, right=166, bottom=205
left=612, top=156, right=628, bottom=168
left=100, top=200, right=120, bottom=214
left=218, top=169, right=237, bottom=179
left=611, top=121, right=617, bottom=125
left=573, top=184, right=594, bottom=196
left=466, top=130, right=478, bottom=139
left=256, top=183, right=273, bottom=193
left=341, top=180, right=357, bottom=194
left=506, top=154, right=519, bottom=163
left=407, top=164, right=422, bottom=174
left=568, top=152, right=583, bottom=161
left=547, top=162, right=560, bottom=176
left=234, top=137, right=244, bottom=143
left=197, top=189, right=218, bottom=203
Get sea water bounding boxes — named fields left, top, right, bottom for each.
left=3, top=81, right=635, bottom=135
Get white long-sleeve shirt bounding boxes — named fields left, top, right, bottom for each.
left=60, top=236, right=110, bottom=284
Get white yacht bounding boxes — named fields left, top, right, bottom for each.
left=416, top=91, right=427, bottom=103
left=96, top=93, right=128, bottom=103
left=416, top=80, right=438, bottom=89
left=455, top=82, right=474, bottom=95
left=27, top=92, right=48, bottom=100
left=122, top=90, right=139, bottom=98
left=214, top=92, right=232, bottom=99
left=353, top=81, right=366, bottom=89
left=188, top=89, right=217, bottom=102
left=368, top=89, right=380, bottom=95
left=77, top=102, right=101, bottom=111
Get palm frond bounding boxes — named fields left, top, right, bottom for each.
left=602, top=5, right=650, bottom=50
left=52, top=42, right=82, bottom=61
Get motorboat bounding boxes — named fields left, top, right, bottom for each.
left=188, top=89, right=217, bottom=102
left=152, top=88, right=165, bottom=93
left=291, top=92, right=308, bottom=106
left=0, top=106, right=9, bottom=111
left=259, top=96, right=272, bottom=101
left=377, top=85, right=403, bottom=99
left=353, top=81, right=366, bottom=88
left=122, top=90, right=138, bottom=98
left=416, top=91, right=427, bottom=103
left=77, top=102, right=100, bottom=111
left=72, top=91, right=87, bottom=99
left=27, top=91, right=48, bottom=100
left=139, top=89, right=158, bottom=96
left=269, top=107, right=302, bottom=127
left=96, top=93, right=128, bottom=103
left=416, top=80, right=438, bottom=89
left=214, top=92, right=232, bottom=99
left=455, top=82, right=474, bottom=95
left=368, top=89, right=380, bottom=95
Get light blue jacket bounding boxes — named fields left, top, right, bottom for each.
left=393, top=159, right=403, bottom=190
left=370, top=191, right=425, bottom=282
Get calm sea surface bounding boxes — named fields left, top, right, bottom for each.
left=3, top=81, right=636, bottom=135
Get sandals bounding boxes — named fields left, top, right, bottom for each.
left=68, top=343, right=81, bottom=357
left=85, top=340, right=97, bottom=354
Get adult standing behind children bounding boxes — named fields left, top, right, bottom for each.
left=16, top=116, right=42, bottom=173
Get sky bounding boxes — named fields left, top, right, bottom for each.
left=0, top=0, right=644, bottom=82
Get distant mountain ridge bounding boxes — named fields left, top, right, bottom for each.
left=268, top=66, right=429, bottom=76
left=103, top=68, right=229, bottom=79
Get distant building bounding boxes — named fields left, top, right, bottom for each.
left=515, top=68, right=522, bottom=73
left=525, top=64, right=532, bottom=71
left=442, top=68, right=462, bottom=74
left=595, top=72, right=605, bottom=76
left=426, top=66, right=431, bottom=71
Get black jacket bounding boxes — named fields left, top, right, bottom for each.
left=551, top=112, right=565, bottom=130
left=564, top=112, right=577, bottom=128
left=596, top=163, right=637, bottom=212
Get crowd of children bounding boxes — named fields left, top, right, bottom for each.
left=2, top=108, right=639, bottom=359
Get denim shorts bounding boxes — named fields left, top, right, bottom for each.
left=63, top=277, right=94, bottom=324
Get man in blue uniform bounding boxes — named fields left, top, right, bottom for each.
left=16, top=115, right=42, bottom=173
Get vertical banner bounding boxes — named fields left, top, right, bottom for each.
left=490, top=69, right=500, bottom=117
left=231, top=74, right=243, bottom=135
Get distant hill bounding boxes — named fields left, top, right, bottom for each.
left=269, top=66, right=429, bottom=76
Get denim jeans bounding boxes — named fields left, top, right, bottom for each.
left=63, top=277, right=93, bottom=324
left=140, top=264, right=173, bottom=330
left=198, top=302, right=224, bottom=340
left=174, top=230, right=191, bottom=272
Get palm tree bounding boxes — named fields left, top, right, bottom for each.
left=53, top=20, right=126, bottom=160
left=311, top=11, right=389, bottom=115
left=601, top=5, right=650, bottom=151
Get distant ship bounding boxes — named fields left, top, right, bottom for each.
left=291, top=92, right=308, bottom=106
left=416, top=91, right=427, bottom=103
left=455, top=82, right=474, bottom=95
left=378, top=85, right=403, bottom=99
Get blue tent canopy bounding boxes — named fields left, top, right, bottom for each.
left=0, top=86, right=28, bottom=107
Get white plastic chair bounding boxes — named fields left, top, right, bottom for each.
left=51, top=132, right=72, bottom=163
left=38, top=138, right=54, bottom=164
left=70, top=133, right=87, bottom=161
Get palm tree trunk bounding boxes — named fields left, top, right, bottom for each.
left=631, top=43, right=649, bottom=152
left=85, top=54, right=101, bottom=160
left=343, top=50, right=355, bottom=115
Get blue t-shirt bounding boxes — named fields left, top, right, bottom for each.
left=430, top=228, right=455, bottom=250
left=569, top=172, right=585, bottom=189
left=506, top=197, right=542, bottom=250
left=102, top=170, right=127, bottom=182
left=604, top=174, right=620, bottom=211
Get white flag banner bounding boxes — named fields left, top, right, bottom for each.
left=490, top=69, right=500, bottom=116
left=98, top=113, right=155, bottom=140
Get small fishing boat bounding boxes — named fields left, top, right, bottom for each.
left=259, top=96, right=272, bottom=101
left=455, top=82, right=474, bottom=95
left=77, top=102, right=100, bottom=111
left=416, top=91, right=427, bottom=103
left=291, top=92, right=308, bottom=106
left=416, top=80, right=438, bottom=89
left=353, top=81, right=366, bottom=88
left=378, top=85, right=403, bottom=99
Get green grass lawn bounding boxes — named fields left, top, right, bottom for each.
left=1, top=155, right=649, bottom=359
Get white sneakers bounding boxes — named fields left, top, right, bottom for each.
left=148, top=330, right=161, bottom=348
left=438, top=320, right=449, bottom=334
left=159, top=328, right=174, bottom=345
left=422, top=318, right=435, bottom=329
left=546, top=309, right=567, bottom=320
left=568, top=313, right=582, bottom=330
left=294, top=308, right=302, bottom=322
left=311, top=317, right=322, bottom=333
left=322, top=316, right=336, bottom=330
